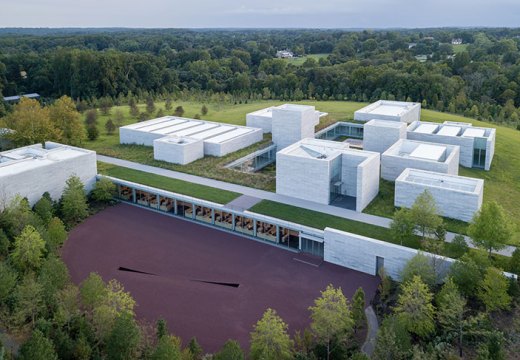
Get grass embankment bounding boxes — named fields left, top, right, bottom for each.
left=97, top=162, right=240, bottom=204
left=85, top=100, right=520, bottom=242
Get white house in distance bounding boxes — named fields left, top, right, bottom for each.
left=276, top=138, right=380, bottom=212
left=354, top=100, right=421, bottom=123
left=407, top=121, right=496, bottom=170
left=276, top=50, right=294, bottom=58
left=0, top=142, right=97, bottom=209
left=381, top=139, right=460, bottom=181
left=120, top=116, right=263, bottom=163
left=395, top=168, right=484, bottom=222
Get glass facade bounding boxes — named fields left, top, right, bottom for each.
left=111, top=180, right=325, bottom=258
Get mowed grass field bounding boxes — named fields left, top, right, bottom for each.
left=282, top=53, right=330, bottom=66
left=87, top=99, right=520, bottom=242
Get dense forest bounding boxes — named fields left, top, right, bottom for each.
left=1, top=28, right=520, bottom=126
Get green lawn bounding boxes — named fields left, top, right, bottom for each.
left=85, top=99, right=520, bottom=242
left=97, top=162, right=240, bottom=204
left=282, top=53, right=330, bottom=66
left=452, top=44, right=469, bottom=54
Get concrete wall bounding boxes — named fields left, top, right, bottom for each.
left=395, top=170, right=483, bottom=222
left=272, top=107, right=318, bottom=150
left=485, top=130, right=496, bottom=171
left=354, top=101, right=421, bottom=123
left=276, top=152, right=332, bottom=204
left=363, top=120, right=407, bottom=153
left=356, top=154, right=381, bottom=212
left=246, top=113, right=272, bottom=133
left=205, top=128, right=263, bottom=157
left=407, top=128, right=474, bottom=168
left=153, top=138, right=204, bottom=165
left=381, top=142, right=460, bottom=181
left=119, top=127, right=164, bottom=146
left=0, top=144, right=97, bottom=209
left=323, top=227, right=454, bottom=280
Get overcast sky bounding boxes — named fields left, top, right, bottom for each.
left=1, top=0, right=520, bottom=28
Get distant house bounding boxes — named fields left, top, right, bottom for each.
left=3, top=93, right=40, bottom=104
left=451, top=38, right=463, bottom=45
left=276, top=50, right=294, bottom=59
left=408, top=42, right=417, bottom=49
left=423, top=36, right=435, bottom=41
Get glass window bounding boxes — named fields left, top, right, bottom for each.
left=195, top=205, right=213, bottom=223
left=256, top=220, right=277, bottom=243
left=280, top=227, right=299, bottom=249
left=159, top=196, right=174, bottom=213
left=215, top=210, right=233, bottom=229
left=176, top=201, right=193, bottom=218
left=118, top=185, right=132, bottom=201
left=235, top=215, right=254, bottom=235
left=136, top=190, right=154, bottom=207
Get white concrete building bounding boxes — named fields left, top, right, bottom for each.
left=271, top=104, right=321, bottom=150
left=276, top=138, right=380, bottom=212
left=153, top=136, right=204, bottom=165
left=0, top=142, right=97, bottom=209
left=395, top=168, right=484, bottom=222
left=381, top=139, right=460, bottom=181
left=407, top=121, right=496, bottom=170
left=119, top=116, right=263, bottom=161
left=246, top=104, right=327, bottom=135
left=354, top=100, right=421, bottom=123
left=363, top=119, right=407, bottom=153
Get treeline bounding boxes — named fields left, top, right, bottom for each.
left=1, top=28, right=520, bottom=126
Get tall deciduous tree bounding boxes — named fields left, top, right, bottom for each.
left=250, top=308, right=293, bottom=360
left=3, top=98, right=61, bottom=146
left=409, top=190, right=443, bottom=241
left=478, top=267, right=511, bottom=312
left=105, top=312, right=141, bottom=360
left=436, top=277, right=466, bottom=356
left=49, top=95, right=86, bottom=145
left=214, top=340, right=244, bottom=360
left=390, top=208, right=415, bottom=246
left=468, top=201, right=513, bottom=256
left=10, top=225, right=46, bottom=273
left=91, top=177, right=116, bottom=203
left=33, top=192, right=54, bottom=225
left=61, top=175, right=88, bottom=226
left=12, top=275, right=44, bottom=327
left=0, top=261, right=17, bottom=303
left=309, top=284, right=354, bottom=360
left=352, top=287, right=366, bottom=333
left=151, top=335, right=182, bottom=360
left=400, top=253, right=436, bottom=288
left=394, top=275, right=435, bottom=338
left=373, top=315, right=411, bottom=360
left=18, top=329, right=58, bottom=360
left=46, top=217, right=67, bottom=253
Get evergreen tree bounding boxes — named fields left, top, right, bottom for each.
left=87, top=124, right=99, bottom=141
left=105, top=119, right=116, bottom=135
left=0, top=261, right=17, bottom=303
left=61, top=175, right=88, bottom=226
left=33, top=192, right=54, bottom=225
left=151, top=335, right=181, bottom=360
left=352, top=287, right=366, bottom=333
left=201, top=104, right=208, bottom=115
left=174, top=106, right=185, bottom=117
left=478, top=267, right=511, bottom=312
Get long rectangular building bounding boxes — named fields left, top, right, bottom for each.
left=120, top=116, right=263, bottom=158
left=0, top=142, right=97, bottom=209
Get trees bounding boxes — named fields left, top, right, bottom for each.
left=146, top=96, right=156, bottom=114
left=250, top=308, right=293, bottom=360
left=447, top=234, right=469, bottom=258
left=309, top=284, right=354, bottom=360
left=18, top=329, right=58, bottom=360
left=61, top=175, right=88, bottom=226
left=105, top=119, right=116, bottom=135
left=165, top=98, right=173, bottom=111
left=174, top=106, right=185, bottom=117
left=468, top=201, right=513, bottom=256
left=151, top=335, right=182, bottom=360
left=409, top=190, right=443, bottom=241
left=400, top=253, right=436, bottom=288
left=105, top=312, right=141, bottom=360
left=91, top=177, right=116, bottom=203
left=10, top=225, right=46, bottom=273
left=449, top=256, right=482, bottom=298
left=510, top=248, right=520, bottom=275
left=0, top=262, right=17, bottom=303
left=84, top=109, right=98, bottom=126
left=373, top=315, right=411, bottom=360
left=352, top=287, right=366, bottom=333
left=49, top=96, right=86, bottom=146
left=46, top=217, right=67, bottom=253
left=478, top=267, right=511, bottom=312
left=12, top=275, right=44, bottom=327
left=394, top=275, right=435, bottom=338
left=3, top=98, right=61, bottom=146
left=33, top=192, right=54, bottom=225
left=201, top=105, right=208, bottom=116
left=214, top=340, right=244, bottom=360
left=436, top=278, right=466, bottom=356
left=87, top=124, right=99, bottom=141
left=390, top=208, right=415, bottom=246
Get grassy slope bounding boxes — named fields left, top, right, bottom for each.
left=86, top=100, right=520, bottom=241
left=282, top=53, right=330, bottom=66
left=97, top=162, right=240, bottom=204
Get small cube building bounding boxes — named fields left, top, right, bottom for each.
left=153, top=136, right=204, bottom=165
left=354, top=100, right=421, bottom=123
left=271, top=104, right=320, bottom=150
left=276, top=138, right=380, bottom=212
left=407, top=121, right=496, bottom=170
left=246, top=104, right=327, bottom=134
left=0, top=142, right=97, bottom=209
left=363, top=119, right=407, bottom=153
left=395, top=168, right=484, bottom=222
left=381, top=139, right=460, bottom=181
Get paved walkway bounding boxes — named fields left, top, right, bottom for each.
left=98, top=155, right=516, bottom=257
left=361, top=306, right=378, bottom=357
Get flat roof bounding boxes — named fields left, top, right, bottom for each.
left=205, top=127, right=255, bottom=144
left=437, top=126, right=461, bottom=136
left=275, top=104, right=315, bottom=112
left=409, top=144, right=446, bottom=161
left=153, top=121, right=203, bottom=135
left=414, top=123, right=438, bottom=134
left=189, top=125, right=235, bottom=140
left=366, top=119, right=405, bottom=128
left=0, top=143, right=93, bottom=177
left=138, top=118, right=188, bottom=132
left=400, top=169, right=482, bottom=193
left=155, top=136, right=201, bottom=145
left=463, top=128, right=486, bottom=138
left=282, top=138, right=350, bottom=159
left=167, top=123, right=218, bottom=137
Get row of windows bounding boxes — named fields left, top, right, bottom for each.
left=117, top=184, right=324, bottom=257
